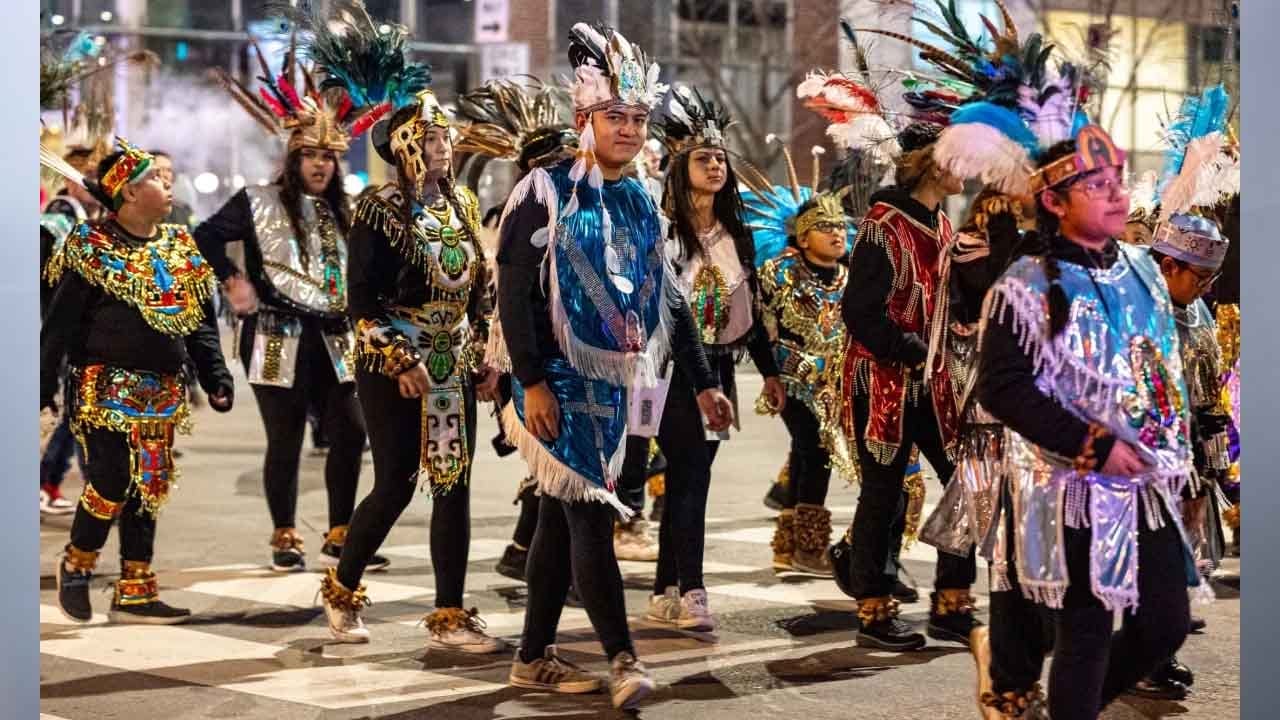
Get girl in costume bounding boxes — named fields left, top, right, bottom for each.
left=282, top=4, right=505, bottom=654
left=640, top=83, right=787, bottom=629
left=198, top=39, right=372, bottom=573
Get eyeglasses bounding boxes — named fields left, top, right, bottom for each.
left=1069, top=176, right=1128, bottom=199
left=1190, top=267, right=1221, bottom=290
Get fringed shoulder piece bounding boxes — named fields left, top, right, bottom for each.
left=499, top=166, right=562, bottom=248
left=51, top=222, right=214, bottom=336
left=979, top=255, right=1052, bottom=374
left=353, top=183, right=417, bottom=261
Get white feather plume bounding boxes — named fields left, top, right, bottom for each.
left=933, top=123, right=1032, bottom=195
left=1160, top=132, right=1224, bottom=218
left=826, top=114, right=901, bottom=165
left=1128, top=170, right=1159, bottom=217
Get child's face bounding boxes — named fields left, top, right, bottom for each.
left=799, top=223, right=846, bottom=264
left=1160, top=256, right=1219, bottom=305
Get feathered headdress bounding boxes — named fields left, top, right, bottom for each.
left=271, top=0, right=431, bottom=142
left=742, top=135, right=852, bottom=268
left=1155, top=84, right=1238, bottom=219
left=795, top=69, right=900, bottom=167
left=567, top=21, right=666, bottom=114
left=213, top=33, right=353, bottom=153
left=651, top=84, right=731, bottom=156
left=454, top=78, right=576, bottom=171
left=851, top=2, right=1102, bottom=194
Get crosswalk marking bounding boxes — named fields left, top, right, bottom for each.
left=179, top=567, right=432, bottom=606
left=217, top=664, right=508, bottom=709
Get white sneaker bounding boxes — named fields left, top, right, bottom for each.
left=677, top=588, right=716, bottom=632
left=425, top=608, right=509, bottom=654
left=322, top=595, right=370, bottom=644
left=614, top=518, right=659, bottom=561
left=40, top=487, right=76, bottom=516
left=645, top=586, right=681, bottom=624
left=610, top=651, right=656, bottom=710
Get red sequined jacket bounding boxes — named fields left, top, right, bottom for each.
left=840, top=192, right=959, bottom=464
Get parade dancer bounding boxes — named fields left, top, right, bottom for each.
left=742, top=140, right=856, bottom=579
left=794, top=64, right=931, bottom=601
left=42, top=139, right=234, bottom=624
left=1129, top=83, right=1240, bottom=701
left=450, top=79, right=600, bottom=590
left=642, top=84, right=787, bottom=627
left=199, top=41, right=373, bottom=573
left=494, top=22, right=732, bottom=709
left=978, top=124, right=1202, bottom=720
left=838, top=120, right=976, bottom=650
left=279, top=5, right=505, bottom=653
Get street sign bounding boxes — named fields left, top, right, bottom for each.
left=474, top=0, right=509, bottom=44
left=479, top=42, right=529, bottom=82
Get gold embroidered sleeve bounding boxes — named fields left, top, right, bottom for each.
left=354, top=318, right=422, bottom=378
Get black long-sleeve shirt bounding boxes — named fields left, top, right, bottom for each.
left=345, top=192, right=491, bottom=344
left=40, top=221, right=233, bottom=410
left=977, top=235, right=1118, bottom=465
left=496, top=190, right=717, bottom=392
left=841, top=188, right=937, bottom=367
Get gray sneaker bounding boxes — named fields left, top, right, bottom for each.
left=610, top=651, right=656, bottom=710
left=509, top=645, right=602, bottom=693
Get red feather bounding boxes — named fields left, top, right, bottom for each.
left=259, top=87, right=287, bottom=118
left=277, top=75, right=303, bottom=112
left=350, top=102, right=392, bottom=138
left=826, top=76, right=881, bottom=112
left=336, top=93, right=354, bottom=122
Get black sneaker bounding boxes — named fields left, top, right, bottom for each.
left=57, top=561, right=93, bottom=623
left=495, top=544, right=528, bottom=582
left=763, top=481, right=789, bottom=511
left=565, top=585, right=584, bottom=608
left=857, top=617, right=927, bottom=651
left=1128, top=676, right=1189, bottom=700
left=319, top=542, right=389, bottom=572
left=1189, top=616, right=1207, bottom=633
left=108, top=599, right=192, bottom=625
left=1156, top=656, right=1195, bottom=688
left=271, top=546, right=306, bottom=573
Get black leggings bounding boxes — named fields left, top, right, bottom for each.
left=337, top=369, right=477, bottom=608
left=520, top=495, right=633, bottom=662
left=847, top=393, right=975, bottom=598
left=652, top=365, right=715, bottom=595
left=69, top=428, right=157, bottom=565
left=1048, top=505, right=1191, bottom=720
left=779, top=398, right=831, bottom=508
left=240, top=318, right=366, bottom=531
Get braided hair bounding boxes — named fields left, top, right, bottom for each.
left=1033, top=140, right=1080, bottom=338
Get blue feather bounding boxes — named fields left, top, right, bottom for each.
left=1159, top=84, right=1231, bottom=191
left=742, top=185, right=813, bottom=269
left=950, top=102, right=1039, bottom=157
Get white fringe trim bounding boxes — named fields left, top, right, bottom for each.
left=484, top=312, right=512, bottom=373
left=499, top=403, right=634, bottom=519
